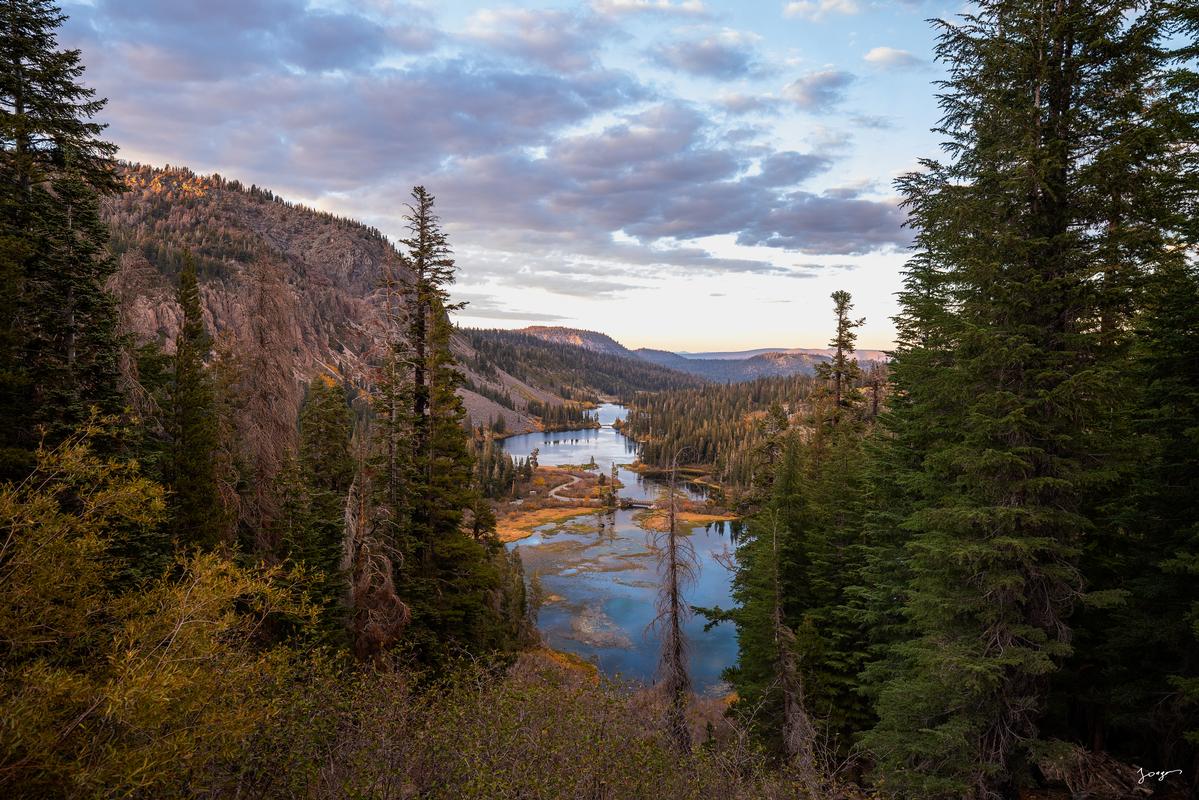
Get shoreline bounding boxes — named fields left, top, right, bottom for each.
left=497, top=502, right=737, bottom=544
left=496, top=505, right=600, bottom=543
left=491, top=419, right=604, bottom=442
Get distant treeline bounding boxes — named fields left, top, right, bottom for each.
left=624, top=373, right=806, bottom=488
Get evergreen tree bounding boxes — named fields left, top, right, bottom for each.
left=166, top=253, right=222, bottom=550
left=1061, top=257, right=1199, bottom=779
left=862, top=4, right=1195, bottom=797
left=814, top=291, right=863, bottom=422
left=714, top=416, right=872, bottom=765
left=0, top=0, right=121, bottom=478
left=278, top=375, right=355, bottom=643
left=370, top=187, right=524, bottom=661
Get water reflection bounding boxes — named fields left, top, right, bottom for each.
left=502, top=403, right=737, bottom=692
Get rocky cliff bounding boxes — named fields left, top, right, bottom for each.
left=103, top=163, right=547, bottom=433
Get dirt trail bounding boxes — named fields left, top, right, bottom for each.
left=548, top=473, right=587, bottom=502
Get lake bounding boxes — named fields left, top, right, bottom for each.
left=501, top=402, right=739, bottom=693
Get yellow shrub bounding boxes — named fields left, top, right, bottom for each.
left=0, top=427, right=309, bottom=798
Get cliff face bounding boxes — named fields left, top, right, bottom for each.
left=105, top=164, right=390, bottom=371
left=103, top=164, right=541, bottom=433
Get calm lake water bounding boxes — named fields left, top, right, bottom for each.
left=501, top=403, right=738, bottom=693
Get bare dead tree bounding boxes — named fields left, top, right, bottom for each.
left=342, top=434, right=410, bottom=662
left=653, top=447, right=697, bottom=754
left=240, top=259, right=301, bottom=555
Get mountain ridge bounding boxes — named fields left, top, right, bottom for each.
left=104, top=164, right=575, bottom=435
left=513, top=325, right=864, bottom=382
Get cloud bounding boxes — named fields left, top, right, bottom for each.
left=782, top=69, right=854, bottom=112
left=61, top=0, right=909, bottom=300
left=863, top=46, right=922, bottom=68
left=649, top=30, right=766, bottom=80
left=450, top=292, right=570, bottom=322
left=591, top=0, right=709, bottom=17
left=465, top=8, right=610, bottom=73
left=716, top=92, right=782, bottom=115
left=783, top=0, right=859, bottom=21
left=738, top=191, right=909, bottom=255
left=420, top=99, right=901, bottom=268
left=72, top=0, right=419, bottom=79
left=850, top=113, right=894, bottom=129
left=750, top=150, right=834, bottom=186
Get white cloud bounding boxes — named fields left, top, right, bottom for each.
left=864, top=46, right=921, bottom=68
left=783, top=0, right=859, bottom=21
left=592, top=0, right=708, bottom=16
left=782, top=69, right=854, bottom=112
left=465, top=8, right=606, bottom=73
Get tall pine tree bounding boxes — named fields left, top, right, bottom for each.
left=166, top=253, right=222, bottom=550
left=277, top=375, right=356, bottom=643
left=863, top=4, right=1196, bottom=797
left=371, top=187, right=524, bottom=662
left=0, top=0, right=121, bottom=478
left=814, top=290, right=863, bottom=423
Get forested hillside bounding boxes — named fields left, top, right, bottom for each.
left=516, top=325, right=636, bottom=357
left=463, top=327, right=708, bottom=400
left=624, top=353, right=885, bottom=492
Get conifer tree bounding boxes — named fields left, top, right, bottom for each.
left=0, top=0, right=121, bottom=477
left=166, top=253, right=222, bottom=550
left=862, top=4, right=1196, bottom=796
left=370, top=187, right=523, bottom=660
left=1066, top=257, right=1199, bottom=777
left=278, top=375, right=355, bottom=641
left=814, top=291, right=862, bottom=423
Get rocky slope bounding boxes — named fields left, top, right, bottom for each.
left=103, top=164, right=553, bottom=434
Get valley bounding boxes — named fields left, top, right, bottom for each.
left=5, top=3, right=1197, bottom=799
left=494, top=403, right=739, bottom=691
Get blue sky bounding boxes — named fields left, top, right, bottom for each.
left=62, top=0, right=962, bottom=350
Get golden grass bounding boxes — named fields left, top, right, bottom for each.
left=534, top=647, right=600, bottom=681
left=495, top=506, right=597, bottom=543
left=633, top=508, right=738, bottom=532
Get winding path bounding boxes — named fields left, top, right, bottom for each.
left=548, top=473, right=588, bottom=503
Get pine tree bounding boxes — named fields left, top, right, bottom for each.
left=862, top=4, right=1195, bottom=797
left=1063, top=257, right=1199, bottom=778
left=279, top=375, right=355, bottom=642
left=370, top=187, right=524, bottom=661
left=814, top=291, right=863, bottom=423
left=0, top=0, right=121, bottom=478
left=166, top=253, right=222, bottom=550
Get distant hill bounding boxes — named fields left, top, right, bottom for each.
left=635, top=348, right=830, bottom=382
left=514, top=326, right=864, bottom=383
left=681, top=346, right=890, bottom=363
left=516, top=326, right=636, bottom=358
left=463, top=329, right=706, bottom=400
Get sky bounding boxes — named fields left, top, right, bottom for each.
left=61, top=0, right=962, bottom=352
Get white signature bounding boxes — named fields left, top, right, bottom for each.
left=1137, top=767, right=1182, bottom=784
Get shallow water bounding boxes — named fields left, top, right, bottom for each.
left=501, top=403, right=738, bottom=692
